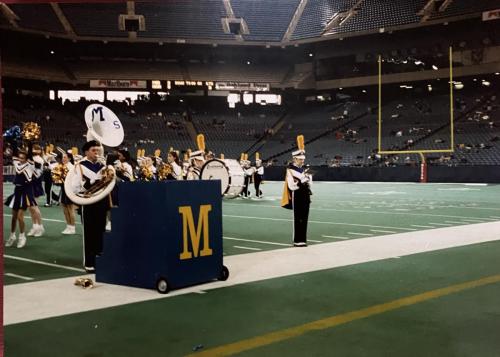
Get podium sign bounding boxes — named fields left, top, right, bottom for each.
left=96, top=180, right=226, bottom=292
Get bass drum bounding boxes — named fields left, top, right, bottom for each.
left=200, top=159, right=245, bottom=199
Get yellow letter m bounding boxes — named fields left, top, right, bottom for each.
left=178, top=205, right=213, bottom=260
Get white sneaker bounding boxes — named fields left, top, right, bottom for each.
left=27, top=226, right=36, bottom=237
left=62, top=225, right=76, bottom=235
left=17, top=234, right=27, bottom=248
left=5, top=233, right=17, bottom=247
left=34, top=225, right=45, bottom=237
left=105, top=221, right=111, bottom=231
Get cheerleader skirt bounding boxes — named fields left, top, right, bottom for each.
left=5, top=185, right=38, bottom=210
left=33, top=178, right=45, bottom=198
left=60, top=185, right=74, bottom=205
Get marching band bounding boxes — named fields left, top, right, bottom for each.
left=4, top=107, right=312, bottom=274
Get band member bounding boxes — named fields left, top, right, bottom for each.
left=55, top=152, right=76, bottom=235
left=187, top=151, right=205, bottom=180
left=281, top=135, right=312, bottom=247
left=182, top=152, right=190, bottom=180
left=42, top=149, right=57, bottom=207
left=68, top=140, right=110, bottom=273
left=254, top=152, right=264, bottom=198
left=4, top=146, right=37, bottom=248
left=240, top=153, right=254, bottom=198
left=187, top=134, right=206, bottom=180
left=115, top=149, right=134, bottom=182
left=166, top=151, right=183, bottom=180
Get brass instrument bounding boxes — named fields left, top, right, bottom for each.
left=51, top=163, right=69, bottom=184
left=81, top=167, right=115, bottom=198
left=157, top=163, right=173, bottom=181
left=22, top=122, right=41, bottom=141
left=65, top=104, right=124, bottom=206
left=74, top=277, right=94, bottom=289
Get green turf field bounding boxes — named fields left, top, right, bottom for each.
left=4, top=181, right=500, bottom=356
left=4, top=181, right=500, bottom=285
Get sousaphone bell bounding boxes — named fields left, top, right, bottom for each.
left=65, top=104, right=125, bottom=205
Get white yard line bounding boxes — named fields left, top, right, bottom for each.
left=5, top=221, right=500, bottom=326
left=428, top=223, right=452, bottom=226
left=223, top=236, right=289, bottom=247
left=321, top=235, right=350, bottom=240
left=410, top=225, right=436, bottom=229
left=308, top=240, right=323, bottom=243
left=223, top=203, right=498, bottom=221
left=4, top=214, right=81, bottom=225
left=223, top=214, right=417, bottom=231
left=5, top=273, right=34, bottom=281
left=370, top=229, right=397, bottom=234
left=445, top=221, right=466, bottom=224
left=347, top=232, right=373, bottom=236
left=233, top=246, right=262, bottom=251
left=4, top=255, right=85, bottom=273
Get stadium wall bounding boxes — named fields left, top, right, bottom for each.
left=264, top=166, right=500, bottom=183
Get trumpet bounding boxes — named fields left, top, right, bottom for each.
left=74, top=277, right=94, bottom=289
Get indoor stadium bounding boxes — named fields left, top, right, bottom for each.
left=2, top=1, right=500, bottom=356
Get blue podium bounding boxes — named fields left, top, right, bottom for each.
left=96, top=180, right=228, bottom=293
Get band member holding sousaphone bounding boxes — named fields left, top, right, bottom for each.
left=281, top=135, right=312, bottom=247
left=65, top=104, right=124, bottom=272
left=68, top=140, right=111, bottom=272
left=187, top=134, right=206, bottom=180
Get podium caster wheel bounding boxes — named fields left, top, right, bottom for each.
left=218, top=266, right=229, bottom=281
left=156, top=278, right=170, bottom=294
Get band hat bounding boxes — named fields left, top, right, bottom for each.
left=292, top=149, right=306, bottom=159
left=189, top=150, right=204, bottom=159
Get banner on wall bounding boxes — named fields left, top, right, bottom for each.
left=90, top=80, right=148, bottom=89
left=214, top=82, right=270, bottom=92
left=483, top=9, right=500, bottom=21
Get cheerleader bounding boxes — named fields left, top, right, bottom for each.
left=55, top=152, right=76, bottom=235
left=4, top=147, right=36, bottom=248
left=26, top=146, right=46, bottom=237
left=166, top=151, right=183, bottom=180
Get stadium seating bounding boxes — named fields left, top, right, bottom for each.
left=429, top=0, right=500, bottom=20
left=60, top=3, right=127, bottom=37
left=3, top=86, right=499, bottom=167
left=231, top=0, right=300, bottom=41
left=9, top=4, right=65, bottom=33
left=135, top=1, right=232, bottom=40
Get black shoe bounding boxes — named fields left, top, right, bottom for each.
left=85, top=267, right=95, bottom=273
left=293, top=242, right=307, bottom=247
left=44, top=203, right=51, bottom=207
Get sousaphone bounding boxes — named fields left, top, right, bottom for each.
left=65, top=104, right=124, bottom=205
